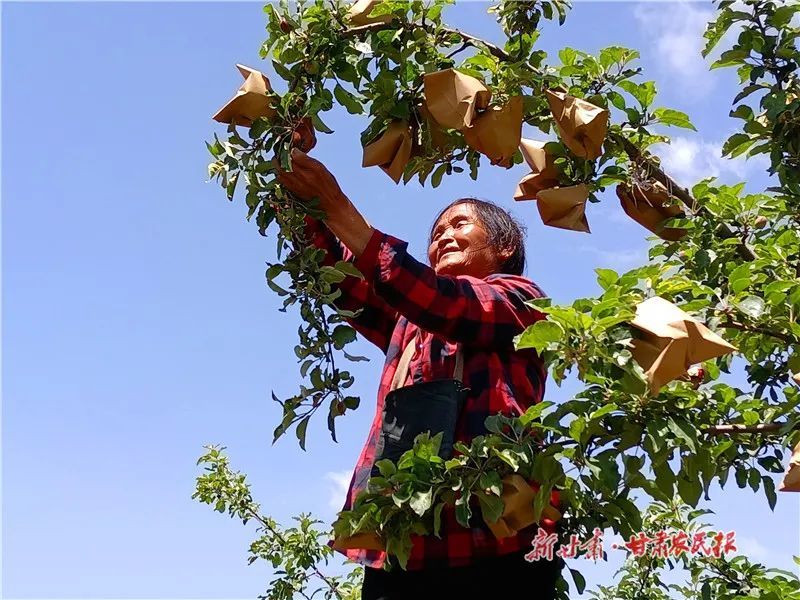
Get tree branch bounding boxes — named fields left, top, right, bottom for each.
left=703, top=422, right=795, bottom=435
left=343, top=22, right=757, bottom=261
left=343, top=23, right=515, bottom=64
left=248, top=509, right=345, bottom=600
left=722, top=319, right=795, bottom=344
left=609, top=132, right=757, bottom=262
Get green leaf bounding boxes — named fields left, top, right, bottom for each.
left=748, top=467, right=760, bottom=492
left=729, top=104, right=754, bottom=121
left=733, top=84, right=765, bottom=104
left=722, top=132, right=757, bottom=158
left=701, top=581, right=711, bottom=600
left=334, top=260, right=364, bottom=279
left=771, top=5, right=798, bottom=28
left=426, top=3, right=443, bottom=21
left=595, top=268, right=619, bottom=291
left=431, top=163, right=448, bottom=188
left=515, top=321, right=563, bottom=353
left=271, top=60, right=294, bottom=82
left=735, top=467, right=748, bottom=488
left=711, top=48, right=749, bottom=70
left=334, top=83, right=363, bottom=115
left=667, top=417, right=698, bottom=452
left=569, top=416, right=586, bottom=443
left=652, top=107, right=697, bottom=130
left=433, top=502, right=445, bottom=537
left=464, top=53, right=498, bottom=72
left=225, top=172, right=239, bottom=200
left=455, top=494, right=472, bottom=528
left=569, top=568, right=586, bottom=595
left=558, top=47, right=577, bottom=66
left=343, top=396, right=360, bottom=410
left=590, top=403, right=617, bottom=421
left=677, top=475, right=702, bottom=506
left=728, top=262, right=752, bottom=292
left=375, top=458, right=397, bottom=477
left=653, top=460, right=676, bottom=497
left=479, top=471, right=503, bottom=496
left=494, top=448, right=521, bottom=470
left=477, top=491, right=505, bottom=524
left=206, top=137, right=224, bottom=157
left=332, top=325, right=357, bottom=349
left=607, top=90, right=627, bottom=111
left=519, top=401, right=552, bottom=426
left=295, top=416, right=310, bottom=451
left=599, top=46, right=631, bottom=69
left=320, top=265, right=346, bottom=283
left=763, top=475, right=777, bottom=511
left=409, top=488, right=433, bottom=516
left=618, top=80, right=656, bottom=109
left=736, top=296, right=765, bottom=319
left=266, top=263, right=284, bottom=281
left=311, top=113, right=334, bottom=134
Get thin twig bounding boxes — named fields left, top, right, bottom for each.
left=445, top=41, right=470, bottom=59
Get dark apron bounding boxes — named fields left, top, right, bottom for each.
left=371, top=332, right=469, bottom=477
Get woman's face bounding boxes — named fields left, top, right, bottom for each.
left=428, top=203, right=509, bottom=278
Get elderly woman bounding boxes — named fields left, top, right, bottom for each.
left=278, top=149, right=562, bottom=600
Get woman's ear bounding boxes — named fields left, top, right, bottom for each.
left=498, top=245, right=515, bottom=263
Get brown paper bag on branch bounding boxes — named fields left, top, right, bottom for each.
left=545, top=89, right=608, bottom=160
left=362, top=121, right=414, bottom=183
left=346, top=0, right=393, bottom=26
left=779, top=440, right=800, bottom=492
left=463, top=96, right=524, bottom=167
left=630, top=296, right=736, bottom=392
left=535, top=184, right=591, bottom=233
left=212, top=64, right=276, bottom=127
left=514, top=139, right=561, bottom=201
left=485, top=474, right=562, bottom=540
left=423, top=69, right=492, bottom=131
left=617, top=182, right=687, bottom=241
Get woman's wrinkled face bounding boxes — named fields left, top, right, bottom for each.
left=428, top=203, right=508, bottom=278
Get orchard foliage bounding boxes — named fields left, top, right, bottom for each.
left=193, top=445, right=363, bottom=600
left=201, top=0, right=800, bottom=597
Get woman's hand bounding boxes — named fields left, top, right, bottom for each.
left=276, top=149, right=345, bottom=208
left=276, top=149, right=374, bottom=257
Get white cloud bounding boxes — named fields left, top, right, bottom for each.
left=656, top=135, right=765, bottom=187
left=634, top=1, right=717, bottom=95
left=735, top=535, right=770, bottom=561
left=577, top=245, right=648, bottom=271
left=324, top=470, right=352, bottom=512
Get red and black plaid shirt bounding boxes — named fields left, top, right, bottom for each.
left=305, top=218, right=557, bottom=570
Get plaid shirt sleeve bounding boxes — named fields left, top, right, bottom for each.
left=352, top=228, right=546, bottom=347
left=304, top=217, right=397, bottom=353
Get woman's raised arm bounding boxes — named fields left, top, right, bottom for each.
left=277, top=150, right=546, bottom=348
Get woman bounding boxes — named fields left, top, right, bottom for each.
left=278, top=149, right=563, bottom=599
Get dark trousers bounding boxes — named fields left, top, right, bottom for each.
left=360, top=551, right=563, bottom=600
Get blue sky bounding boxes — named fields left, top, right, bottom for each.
left=2, top=1, right=798, bottom=598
